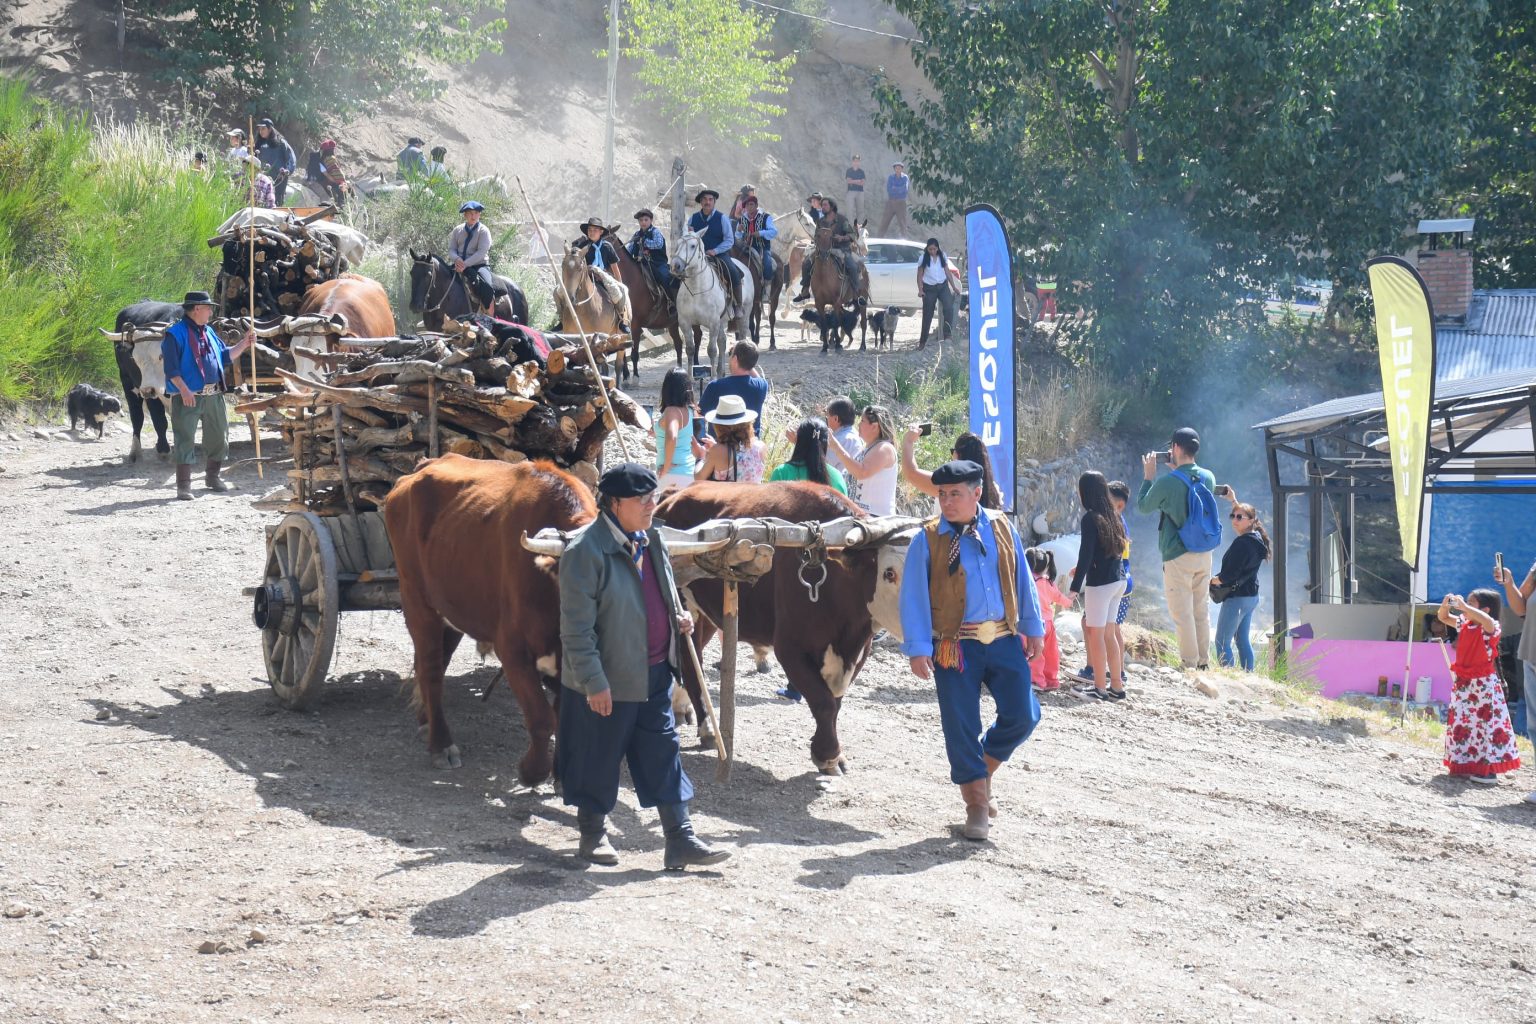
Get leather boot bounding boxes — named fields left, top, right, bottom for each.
left=657, top=802, right=730, bottom=870
left=175, top=464, right=194, bottom=501
left=984, top=754, right=1002, bottom=819
left=959, top=780, right=991, bottom=841
left=204, top=460, right=232, bottom=492
left=576, top=809, right=619, bottom=865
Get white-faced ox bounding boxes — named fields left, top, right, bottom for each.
left=109, top=300, right=179, bottom=461
left=655, top=481, right=911, bottom=775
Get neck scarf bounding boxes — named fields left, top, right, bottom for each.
left=947, top=517, right=981, bottom=575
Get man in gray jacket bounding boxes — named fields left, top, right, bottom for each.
left=449, top=200, right=495, bottom=313
left=557, top=463, right=731, bottom=869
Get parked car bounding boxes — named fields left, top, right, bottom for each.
left=861, top=237, right=967, bottom=313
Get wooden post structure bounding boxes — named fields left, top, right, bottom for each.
left=246, top=116, right=264, bottom=479
left=670, top=157, right=686, bottom=248
left=718, top=580, right=739, bottom=782
left=426, top=377, right=440, bottom=458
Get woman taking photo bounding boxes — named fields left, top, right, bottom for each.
left=828, top=404, right=898, bottom=514
left=1211, top=502, right=1270, bottom=671
left=769, top=418, right=848, bottom=494
left=694, top=395, right=765, bottom=484
left=1069, top=471, right=1128, bottom=701
left=900, top=430, right=1002, bottom=509
left=655, top=367, right=704, bottom=490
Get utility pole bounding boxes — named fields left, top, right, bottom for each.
left=602, top=0, right=619, bottom=224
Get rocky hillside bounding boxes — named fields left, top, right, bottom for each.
left=1, top=0, right=943, bottom=237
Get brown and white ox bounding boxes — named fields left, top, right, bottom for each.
left=384, top=454, right=595, bottom=782
left=657, top=481, right=911, bottom=775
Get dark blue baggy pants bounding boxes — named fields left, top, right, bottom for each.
left=933, top=636, right=1041, bottom=785
left=558, top=662, right=694, bottom=816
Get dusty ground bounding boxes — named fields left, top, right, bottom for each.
left=2, top=321, right=1535, bottom=1023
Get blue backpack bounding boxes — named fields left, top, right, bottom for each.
left=1169, top=468, right=1223, bottom=554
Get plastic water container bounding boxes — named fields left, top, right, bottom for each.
left=1415, top=676, right=1433, bottom=704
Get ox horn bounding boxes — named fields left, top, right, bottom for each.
left=520, top=530, right=572, bottom=556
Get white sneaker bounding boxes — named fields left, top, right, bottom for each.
left=1466, top=774, right=1497, bottom=786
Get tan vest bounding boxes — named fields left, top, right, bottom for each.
left=924, top=513, right=1019, bottom=642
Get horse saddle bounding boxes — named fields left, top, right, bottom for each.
left=455, top=268, right=508, bottom=298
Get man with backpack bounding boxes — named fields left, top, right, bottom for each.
left=1137, top=427, right=1223, bottom=669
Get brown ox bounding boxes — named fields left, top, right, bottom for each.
left=384, top=455, right=595, bottom=781
left=297, top=274, right=396, bottom=338
left=656, top=481, right=909, bottom=774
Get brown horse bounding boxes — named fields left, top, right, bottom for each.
left=809, top=226, right=868, bottom=355
left=555, top=245, right=627, bottom=343
left=297, top=274, right=396, bottom=337
left=610, top=243, right=683, bottom=383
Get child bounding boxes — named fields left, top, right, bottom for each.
left=1027, top=547, right=1073, bottom=691
left=1439, top=589, right=1521, bottom=784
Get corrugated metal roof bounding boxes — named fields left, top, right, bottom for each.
left=1253, top=368, right=1536, bottom=434
left=1437, top=290, right=1536, bottom=383
left=1461, top=289, right=1536, bottom=337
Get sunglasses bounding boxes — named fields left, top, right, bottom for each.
left=1230, top=513, right=1251, bottom=521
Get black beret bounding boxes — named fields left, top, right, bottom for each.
left=931, top=460, right=984, bottom=486
left=597, top=462, right=659, bottom=498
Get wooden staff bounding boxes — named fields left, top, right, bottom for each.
left=513, top=174, right=632, bottom=462
left=246, top=115, right=264, bottom=479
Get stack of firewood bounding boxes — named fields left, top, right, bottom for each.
left=209, top=211, right=347, bottom=321
left=237, top=320, right=641, bottom=512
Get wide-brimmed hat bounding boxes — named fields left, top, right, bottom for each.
left=704, top=394, right=757, bottom=426
left=581, top=216, right=609, bottom=233
left=695, top=188, right=720, bottom=202
left=459, top=200, right=484, bottom=213
left=634, top=208, right=655, bottom=221
left=182, top=291, right=215, bottom=310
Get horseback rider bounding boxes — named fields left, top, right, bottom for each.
left=688, top=188, right=745, bottom=322
left=573, top=216, right=622, bottom=273
left=792, top=196, right=861, bottom=303
left=449, top=200, right=496, bottom=314
left=627, top=209, right=675, bottom=292
left=733, top=195, right=778, bottom=282
left=571, top=216, right=633, bottom=331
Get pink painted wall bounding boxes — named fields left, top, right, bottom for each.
left=1290, top=638, right=1454, bottom=703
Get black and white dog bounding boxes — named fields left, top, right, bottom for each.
left=66, top=383, right=123, bottom=438
left=865, top=306, right=902, bottom=350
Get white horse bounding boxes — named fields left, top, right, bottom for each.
left=671, top=231, right=754, bottom=377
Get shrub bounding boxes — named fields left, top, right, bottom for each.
left=0, top=80, right=229, bottom=403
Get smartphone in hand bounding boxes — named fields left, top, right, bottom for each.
left=1214, top=484, right=1231, bottom=497
left=1155, top=450, right=1171, bottom=465
left=917, top=422, right=933, bottom=437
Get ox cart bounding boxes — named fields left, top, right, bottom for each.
left=243, top=319, right=638, bottom=706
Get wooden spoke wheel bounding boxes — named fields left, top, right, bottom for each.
left=252, top=512, right=339, bottom=709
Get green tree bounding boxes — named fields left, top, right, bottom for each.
left=618, top=0, right=795, bottom=147
left=151, top=0, right=506, bottom=129
left=874, top=1, right=1486, bottom=397
left=1444, top=4, right=1536, bottom=287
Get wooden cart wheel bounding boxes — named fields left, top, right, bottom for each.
left=252, top=512, right=340, bottom=709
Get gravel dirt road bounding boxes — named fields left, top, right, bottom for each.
left=1, top=324, right=1533, bottom=1023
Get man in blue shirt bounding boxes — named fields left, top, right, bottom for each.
left=687, top=188, right=744, bottom=323
left=161, top=291, right=253, bottom=500
left=899, top=460, right=1045, bottom=841
left=877, top=160, right=912, bottom=238
left=626, top=208, right=674, bottom=292
left=698, top=340, right=769, bottom=439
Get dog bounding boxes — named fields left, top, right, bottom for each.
left=66, top=383, right=123, bottom=438
left=865, top=306, right=902, bottom=350
left=798, top=308, right=819, bottom=342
